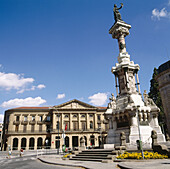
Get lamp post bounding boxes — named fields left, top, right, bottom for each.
left=49, top=107, right=60, bottom=154
left=136, top=106, right=144, bottom=159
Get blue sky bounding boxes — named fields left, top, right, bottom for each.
left=0, top=0, right=170, bottom=122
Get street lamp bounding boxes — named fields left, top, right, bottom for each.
left=49, top=107, right=60, bottom=154
left=136, top=106, right=144, bottom=159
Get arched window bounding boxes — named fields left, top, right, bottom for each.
left=81, top=114, right=85, bottom=118
left=64, top=114, right=69, bottom=118
left=29, top=137, right=35, bottom=150
left=13, top=138, right=18, bottom=150
left=21, top=138, right=26, bottom=150
left=37, top=137, right=43, bottom=149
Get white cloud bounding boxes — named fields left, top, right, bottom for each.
left=0, top=72, right=46, bottom=93
left=168, top=0, right=170, bottom=6
left=1, top=97, right=46, bottom=108
left=0, top=72, right=34, bottom=91
left=88, top=92, right=108, bottom=106
left=37, top=84, right=46, bottom=89
left=0, top=114, right=4, bottom=123
left=56, top=93, right=65, bottom=99
left=151, top=8, right=170, bottom=20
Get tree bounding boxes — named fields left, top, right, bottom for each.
left=148, top=68, right=164, bottom=125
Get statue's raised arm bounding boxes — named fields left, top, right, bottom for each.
left=113, top=3, right=123, bottom=23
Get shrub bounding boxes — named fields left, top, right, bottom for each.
left=116, top=151, right=168, bottom=160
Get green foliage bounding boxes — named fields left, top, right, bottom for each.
left=148, top=68, right=164, bottom=125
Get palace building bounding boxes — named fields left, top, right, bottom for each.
left=2, top=99, right=108, bottom=151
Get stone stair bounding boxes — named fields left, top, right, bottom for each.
left=70, top=149, right=117, bottom=163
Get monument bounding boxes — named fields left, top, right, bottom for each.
left=105, top=3, right=165, bottom=149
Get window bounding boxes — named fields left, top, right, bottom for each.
left=46, top=125, right=50, bottom=132
left=56, top=114, right=60, bottom=118
left=73, top=121, right=78, bottom=131
left=97, top=115, right=101, bottom=121
left=32, top=116, right=35, bottom=121
left=82, top=122, right=86, bottom=130
left=31, top=125, right=34, bottom=132
left=39, top=116, right=43, bottom=122
left=23, top=125, right=27, bottom=132
left=15, top=125, right=19, bottom=132
left=81, top=114, right=85, bottom=118
left=90, top=121, right=93, bottom=129
left=39, top=125, right=42, bottom=132
left=56, top=121, right=60, bottom=130
left=64, top=114, right=69, bottom=118
left=89, top=114, right=93, bottom=117
left=7, top=115, right=9, bottom=123
left=47, top=116, right=51, bottom=122
left=16, top=116, right=20, bottom=121
left=73, top=114, right=77, bottom=118
left=24, top=116, right=27, bottom=122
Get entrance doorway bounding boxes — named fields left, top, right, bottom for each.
left=72, top=136, right=78, bottom=148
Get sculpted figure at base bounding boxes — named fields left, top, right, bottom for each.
left=143, top=90, right=156, bottom=106
left=113, top=3, right=123, bottom=23
left=108, top=93, right=116, bottom=109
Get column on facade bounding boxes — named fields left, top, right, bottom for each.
left=26, top=137, right=29, bottom=150
left=78, top=113, right=81, bottom=130
left=94, top=114, right=98, bottom=130
left=42, top=114, right=46, bottom=132
left=35, top=114, right=38, bottom=133
left=18, top=137, right=21, bottom=150
left=27, top=114, right=31, bottom=131
left=70, top=113, right=72, bottom=130
left=69, top=135, right=72, bottom=148
left=34, top=137, right=37, bottom=150
left=53, top=112, right=56, bottom=131
left=9, top=114, right=14, bottom=131
left=86, top=135, right=90, bottom=147
left=136, top=73, right=141, bottom=94
left=86, top=113, right=90, bottom=130
left=61, top=113, right=64, bottom=131
left=115, top=75, right=119, bottom=96
left=42, top=137, right=46, bottom=148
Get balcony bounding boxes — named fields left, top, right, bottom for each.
left=21, top=120, right=28, bottom=125
left=13, top=121, right=20, bottom=125
left=29, top=120, right=36, bottom=125
left=6, top=130, right=50, bottom=134
left=37, top=121, right=45, bottom=125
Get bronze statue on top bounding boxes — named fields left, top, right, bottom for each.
left=113, top=3, right=123, bottom=23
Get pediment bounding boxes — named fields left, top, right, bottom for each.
left=53, top=99, right=96, bottom=109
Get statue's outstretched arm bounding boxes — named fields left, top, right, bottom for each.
left=117, top=3, right=123, bottom=10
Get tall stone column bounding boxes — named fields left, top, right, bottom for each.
left=78, top=113, right=81, bottom=130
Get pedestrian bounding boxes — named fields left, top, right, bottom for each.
left=20, top=149, right=24, bottom=157
left=8, top=150, right=11, bottom=158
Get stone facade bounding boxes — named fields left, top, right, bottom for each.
left=156, top=60, right=170, bottom=136
left=2, top=99, right=107, bottom=151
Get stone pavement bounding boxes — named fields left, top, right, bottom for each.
left=37, top=155, right=170, bottom=169
left=37, top=155, right=119, bottom=169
